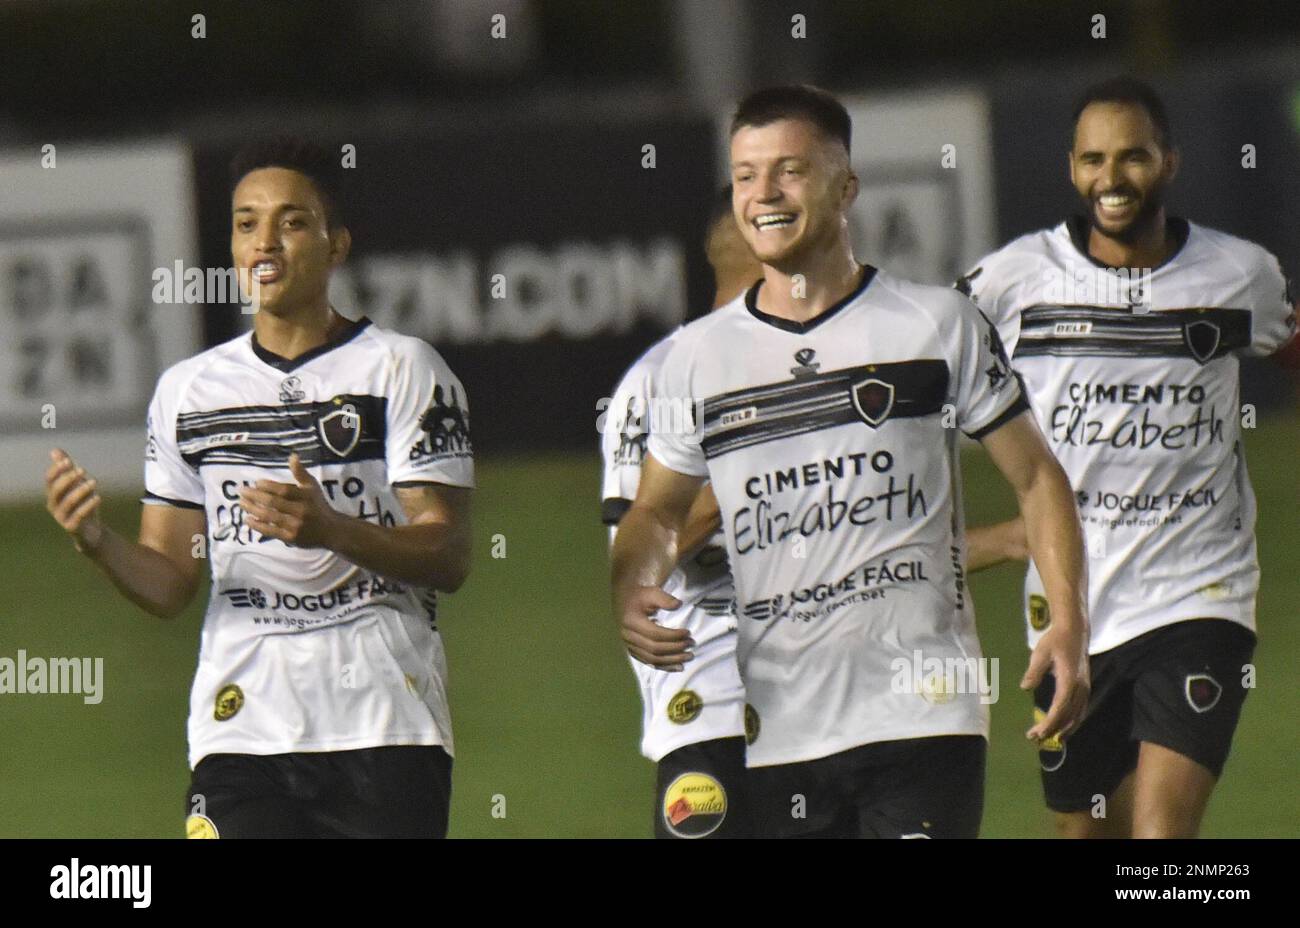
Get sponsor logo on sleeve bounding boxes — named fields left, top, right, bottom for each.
left=410, top=384, right=472, bottom=462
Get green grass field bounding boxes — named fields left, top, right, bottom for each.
left=2, top=412, right=1296, bottom=838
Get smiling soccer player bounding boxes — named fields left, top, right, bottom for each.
left=612, top=86, right=1091, bottom=838
left=961, top=78, right=1297, bottom=838
left=43, top=138, right=475, bottom=838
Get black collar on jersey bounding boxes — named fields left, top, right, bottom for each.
left=745, top=264, right=877, bottom=334
left=1066, top=215, right=1191, bottom=271
left=250, top=315, right=372, bottom=373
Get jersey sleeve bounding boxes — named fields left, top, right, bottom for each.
left=385, top=340, right=475, bottom=488
left=955, top=250, right=1023, bottom=355
left=645, top=339, right=708, bottom=478
left=1241, top=249, right=1297, bottom=356
left=600, top=366, right=650, bottom=526
left=947, top=292, right=1030, bottom=440
left=143, top=367, right=205, bottom=510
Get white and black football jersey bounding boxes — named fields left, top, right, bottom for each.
left=144, top=316, right=474, bottom=768
left=959, top=218, right=1295, bottom=653
left=649, top=267, right=1028, bottom=767
left=602, top=331, right=745, bottom=762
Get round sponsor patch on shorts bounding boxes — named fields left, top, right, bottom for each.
left=666, top=689, right=702, bottom=725
left=1028, top=594, right=1050, bottom=631
left=662, top=772, right=727, bottom=838
left=214, top=683, right=244, bottom=722
left=744, top=703, right=760, bottom=745
left=186, top=814, right=219, bottom=839
left=1033, top=707, right=1067, bottom=771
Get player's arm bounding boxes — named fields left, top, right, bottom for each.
left=45, top=449, right=205, bottom=619
left=611, top=453, right=705, bottom=671
left=979, top=413, right=1090, bottom=742
left=965, top=517, right=1028, bottom=572
left=677, top=484, right=722, bottom=557
left=239, top=455, right=472, bottom=591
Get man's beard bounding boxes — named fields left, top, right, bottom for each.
left=1080, top=179, right=1168, bottom=244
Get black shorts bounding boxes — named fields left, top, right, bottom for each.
left=1034, top=618, right=1256, bottom=813
left=185, top=745, right=452, bottom=838
left=655, top=737, right=751, bottom=838
left=747, top=735, right=986, bottom=838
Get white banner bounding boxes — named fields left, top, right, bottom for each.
left=0, top=141, right=201, bottom=500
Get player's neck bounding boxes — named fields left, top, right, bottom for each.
left=1087, top=210, right=1173, bottom=270
left=253, top=301, right=351, bottom=360
left=755, top=243, right=861, bottom=324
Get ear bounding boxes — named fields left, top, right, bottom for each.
left=1067, top=149, right=1076, bottom=188
left=1164, top=146, right=1180, bottom=183
left=329, top=226, right=352, bottom=267
left=841, top=170, right=859, bottom=210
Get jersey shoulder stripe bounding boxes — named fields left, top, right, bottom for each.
left=1015, top=305, right=1252, bottom=362
left=700, top=359, right=949, bottom=459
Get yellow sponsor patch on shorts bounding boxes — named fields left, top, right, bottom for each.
left=186, top=814, right=219, bottom=839
left=1032, top=707, right=1065, bottom=752
left=662, top=772, right=727, bottom=838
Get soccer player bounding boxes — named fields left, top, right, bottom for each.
left=43, top=138, right=475, bottom=838
left=960, top=77, right=1297, bottom=838
left=612, top=85, right=1091, bottom=838
left=601, top=187, right=762, bottom=839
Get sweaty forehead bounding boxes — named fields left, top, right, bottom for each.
left=1073, top=102, right=1160, bottom=151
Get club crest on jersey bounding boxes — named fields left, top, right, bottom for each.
left=851, top=377, right=894, bottom=428
left=1185, top=673, right=1222, bottom=713
left=790, top=347, right=820, bottom=378
left=318, top=402, right=361, bottom=457
left=1183, top=320, right=1221, bottom=364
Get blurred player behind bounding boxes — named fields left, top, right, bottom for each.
left=44, top=137, right=475, bottom=838
left=601, top=186, right=762, bottom=838
left=962, top=77, right=1297, bottom=837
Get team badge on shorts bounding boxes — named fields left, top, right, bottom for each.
left=185, top=814, right=219, bottom=839
left=1028, top=594, right=1050, bottom=631
left=744, top=703, right=760, bottom=745
left=666, top=689, right=702, bottom=724
left=662, top=772, right=727, bottom=838
left=1185, top=673, right=1222, bottom=713
left=214, top=683, right=244, bottom=721
left=1033, top=707, right=1066, bottom=771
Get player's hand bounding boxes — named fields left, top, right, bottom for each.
left=239, top=453, right=342, bottom=549
left=618, top=585, right=694, bottom=672
left=45, top=449, right=104, bottom=553
left=1021, top=623, right=1091, bottom=743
